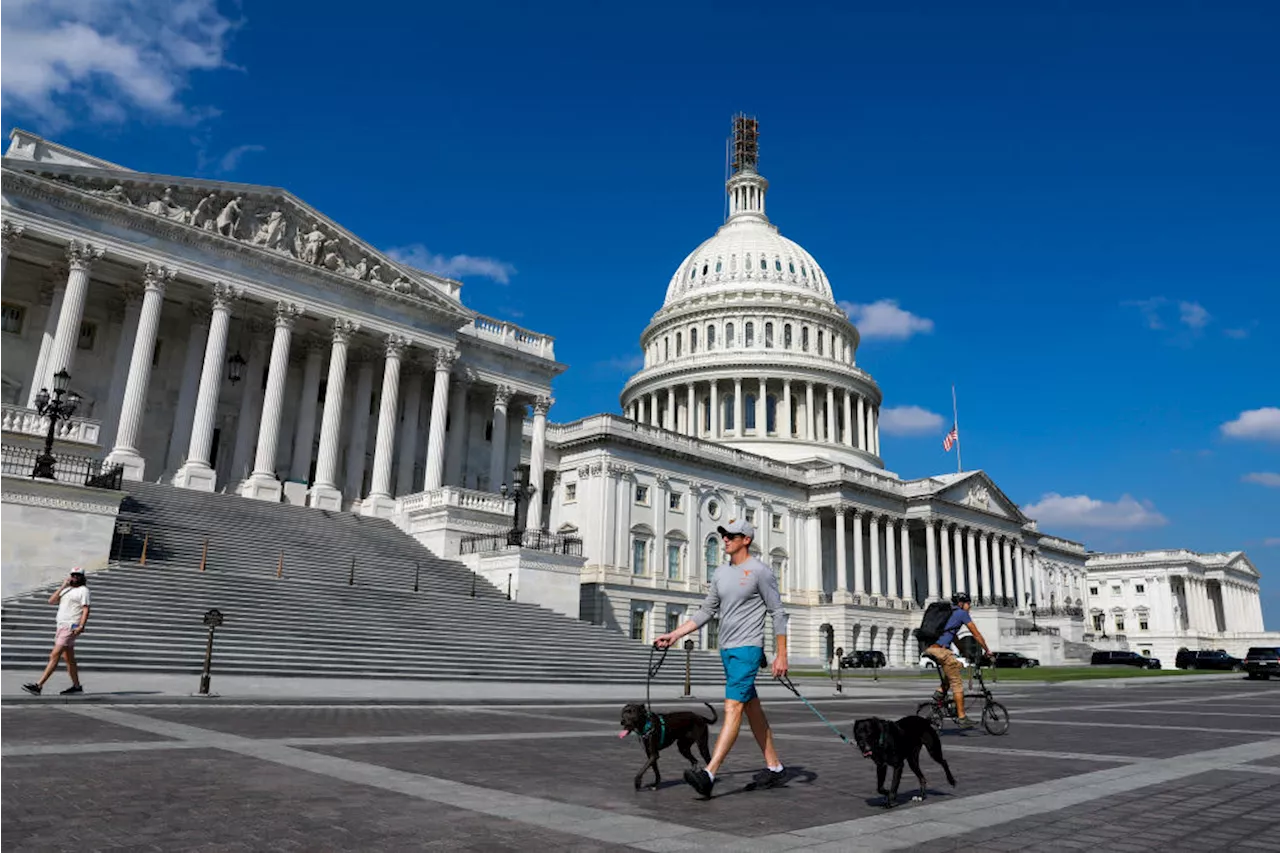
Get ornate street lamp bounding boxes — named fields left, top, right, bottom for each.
left=1027, top=593, right=1039, bottom=633
left=499, top=466, right=531, bottom=546
left=226, top=350, right=246, bottom=385
left=31, top=368, right=81, bottom=479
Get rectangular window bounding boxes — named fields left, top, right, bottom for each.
left=765, top=322, right=774, bottom=348
left=744, top=322, right=754, bottom=347
left=632, top=539, right=647, bottom=575
left=564, top=483, right=577, bottom=502
left=667, top=544, right=680, bottom=579
left=668, top=492, right=682, bottom=511
left=1089, top=586, right=1099, bottom=596
left=1139, top=616, right=1149, bottom=631
left=817, top=330, right=824, bottom=355
left=1092, top=613, right=1104, bottom=631
left=772, top=513, right=782, bottom=531
left=745, top=508, right=755, bottom=525
left=77, top=320, right=97, bottom=351
left=690, top=329, right=698, bottom=353
left=666, top=609, right=681, bottom=633
left=1135, top=584, right=1145, bottom=594
left=631, top=607, right=647, bottom=642
left=1110, top=585, right=1121, bottom=595
left=1, top=302, right=25, bottom=334
left=1114, top=615, right=1125, bottom=632
left=635, top=485, right=649, bottom=505
left=706, top=618, right=720, bottom=650
left=801, top=327, right=810, bottom=352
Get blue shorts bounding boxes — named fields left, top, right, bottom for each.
left=720, top=646, right=767, bottom=703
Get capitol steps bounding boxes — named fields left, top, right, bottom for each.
left=1, top=483, right=726, bottom=684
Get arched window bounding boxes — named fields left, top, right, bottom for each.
left=725, top=322, right=735, bottom=347
left=766, top=395, right=778, bottom=433
left=688, top=266, right=695, bottom=280
left=706, top=325, right=716, bottom=350
left=789, top=261, right=795, bottom=274
left=784, top=324, right=793, bottom=349
left=702, top=263, right=708, bottom=276
left=801, top=327, right=810, bottom=352
left=765, top=322, right=774, bottom=348
left=774, top=258, right=782, bottom=271
left=715, top=260, right=722, bottom=273
left=664, top=336, right=670, bottom=360
left=759, top=257, right=767, bottom=270
left=723, top=394, right=734, bottom=431
left=705, top=535, right=720, bottom=580
left=703, top=397, right=711, bottom=431
left=690, top=328, right=698, bottom=353
left=744, top=322, right=754, bottom=347
left=745, top=394, right=757, bottom=430
left=675, top=332, right=682, bottom=356
left=817, top=330, right=824, bottom=356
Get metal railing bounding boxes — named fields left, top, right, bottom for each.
left=458, top=529, right=584, bottom=556
left=1, top=444, right=123, bottom=489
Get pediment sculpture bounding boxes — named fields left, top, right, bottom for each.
left=963, top=482, right=991, bottom=511
left=37, top=172, right=425, bottom=296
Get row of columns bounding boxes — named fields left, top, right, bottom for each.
left=831, top=507, right=914, bottom=601
left=1179, top=576, right=1264, bottom=634
left=922, top=519, right=1039, bottom=606
left=628, top=378, right=880, bottom=455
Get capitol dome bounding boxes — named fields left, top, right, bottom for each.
left=621, top=116, right=885, bottom=471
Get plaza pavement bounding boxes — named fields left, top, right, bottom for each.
left=3, top=672, right=1278, bottom=851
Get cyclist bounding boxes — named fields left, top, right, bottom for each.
left=924, top=591, right=991, bottom=729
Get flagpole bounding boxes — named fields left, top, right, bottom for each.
left=952, top=384, right=962, bottom=474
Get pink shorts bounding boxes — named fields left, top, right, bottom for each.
left=54, top=626, right=78, bottom=647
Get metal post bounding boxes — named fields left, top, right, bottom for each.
left=276, top=550, right=284, bottom=578
left=469, top=570, right=476, bottom=598
left=682, top=638, right=694, bottom=698
left=349, top=556, right=355, bottom=586
left=414, top=561, right=420, bottom=593
left=199, top=538, right=209, bottom=572
left=140, top=534, right=150, bottom=567
left=198, top=609, right=224, bottom=695
left=834, top=646, right=844, bottom=695
left=506, top=573, right=512, bottom=600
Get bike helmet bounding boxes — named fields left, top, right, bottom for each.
left=951, top=591, right=972, bottom=605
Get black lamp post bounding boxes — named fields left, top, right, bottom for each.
left=1027, top=593, right=1039, bottom=632
left=31, top=368, right=81, bottom=480
left=226, top=350, right=246, bottom=385
left=499, top=466, right=530, bottom=547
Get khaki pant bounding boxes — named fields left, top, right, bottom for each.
left=927, top=645, right=963, bottom=697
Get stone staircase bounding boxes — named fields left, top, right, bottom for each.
left=1, top=483, right=724, bottom=684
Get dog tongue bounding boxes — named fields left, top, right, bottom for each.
left=619, top=730, right=629, bottom=738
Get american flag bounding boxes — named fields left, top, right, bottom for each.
left=943, top=425, right=958, bottom=452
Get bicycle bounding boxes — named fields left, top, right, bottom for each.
left=915, top=654, right=1010, bottom=735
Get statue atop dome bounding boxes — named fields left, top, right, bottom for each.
left=731, top=114, right=759, bottom=174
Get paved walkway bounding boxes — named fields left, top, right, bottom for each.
left=5, top=674, right=1277, bottom=850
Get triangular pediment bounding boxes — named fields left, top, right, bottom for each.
left=2, top=158, right=472, bottom=323
left=928, top=471, right=1027, bottom=523
left=1224, top=552, right=1261, bottom=579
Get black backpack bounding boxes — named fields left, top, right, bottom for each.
left=917, top=601, right=954, bottom=649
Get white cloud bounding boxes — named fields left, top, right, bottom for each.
left=218, top=143, right=264, bottom=173
left=1022, top=493, right=1168, bottom=530
left=1265, top=537, right=1280, bottom=548
left=1124, top=297, right=1167, bottom=330
left=1243, top=472, right=1280, bottom=488
left=1224, top=328, right=1249, bottom=339
left=1, top=0, right=239, bottom=131
left=1178, top=301, right=1211, bottom=330
left=878, top=405, right=946, bottom=436
left=1221, top=408, right=1280, bottom=443
left=387, top=244, right=516, bottom=285
left=838, top=299, right=934, bottom=340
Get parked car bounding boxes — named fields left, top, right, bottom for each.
left=992, top=651, right=1040, bottom=669
left=1174, top=649, right=1244, bottom=671
left=840, top=650, right=887, bottom=669
left=919, top=652, right=972, bottom=670
left=1244, top=646, right=1280, bottom=680
left=1091, top=650, right=1162, bottom=669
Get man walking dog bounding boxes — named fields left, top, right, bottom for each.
left=23, top=568, right=92, bottom=695
left=655, top=518, right=789, bottom=798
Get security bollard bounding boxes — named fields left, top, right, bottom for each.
left=349, top=556, right=355, bottom=586
left=682, top=639, right=694, bottom=698
left=140, top=533, right=150, bottom=567
left=198, top=609, right=224, bottom=696
left=199, top=537, right=209, bottom=572
left=415, top=562, right=421, bottom=593
left=834, top=646, right=844, bottom=695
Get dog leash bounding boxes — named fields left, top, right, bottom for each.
left=775, top=673, right=855, bottom=747
left=645, top=642, right=669, bottom=713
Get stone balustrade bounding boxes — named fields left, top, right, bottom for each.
left=399, top=485, right=514, bottom=515
left=1, top=403, right=101, bottom=446
left=467, top=315, right=556, bottom=360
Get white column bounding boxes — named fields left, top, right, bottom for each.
left=42, top=241, right=103, bottom=394
left=649, top=392, right=659, bottom=427
left=361, top=335, right=408, bottom=514
left=164, top=305, right=210, bottom=476
left=842, top=390, right=853, bottom=447
left=666, top=387, right=676, bottom=431
left=806, top=512, right=822, bottom=592
left=240, top=302, right=302, bottom=501
left=106, top=263, right=174, bottom=480
left=869, top=514, right=883, bottom=596
left=978, top=531, right=993, bottom=603
left=834, top=506, right=848, bottom=593
left=395, top=365, right=424, bottom=497
left=825, top=386, right=836, bottom=443
left=99, top=286, right=143, bottom=450
left=756, top=378, right=766, bottom=435
left=872, top=407, right=880, bottom=455
left=952, top=525, right=965, bottom=597
left=965, top=527, right=979, bottom=596
left=487, top=385, right=514, bottom=491
left=782, top=379, right=793, bottom=438
left=443, top=372, right=471, bottom=486
left=287, top=339, right=326, bottom=485
left=307, top=319, right=358, bottom=508
left=900, top=520, right=913, bottom=605
left=709, top=380, right=719, bottom=438
left=805, top=381, right=816, bottom=441
left=925, top=519, right=940, bottom=601
left=422, top=348, right=457, bottom=491
left=852, top=509, right=866, bottom=595
left=0, top=222, right=23, bottom=279
left=526, top=396, right=553, bottom=530
left=1015, top=546, right=1027, bottom=607
left=733, top=378, right=744, bottom=437
left=885, top=517, right=899, bottom=598
left=342, top=354, right=376, bottom=503
left=685, top=384, right=695, bottom=436
left=229, top=332, right=269, bottom=486
left=940, top=523, right=954, bottom=601
left=28, top=276, right=66, bottom=409
left=1001, top=538, right=1014, bottom=604
left=173, top=284, right=240, bottom=491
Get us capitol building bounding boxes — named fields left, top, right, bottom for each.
left=1, top=121, right=1272, bottom=666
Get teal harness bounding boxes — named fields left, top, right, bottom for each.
left=640, top=713, right=667, bottom=744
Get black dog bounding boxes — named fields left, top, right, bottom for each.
left=852, top=716, right=956, bottom=807
left=619, top=702, right=717, bottom=790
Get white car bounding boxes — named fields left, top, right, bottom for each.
left=919, top=652, right=971, bottom=669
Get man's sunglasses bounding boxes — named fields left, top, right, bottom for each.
left=722, top=533, right=746, bottom=541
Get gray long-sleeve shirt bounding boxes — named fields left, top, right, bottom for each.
left=690, top=556, right=788, bottom=649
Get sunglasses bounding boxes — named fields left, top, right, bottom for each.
left=722, top=533, right=746, bottom=541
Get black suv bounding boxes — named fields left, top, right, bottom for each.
left=840, top=650, right=887, bottom=669
left=1174, top=649, right=1244, bottom=671
left=1244, top=646, right=1280, bottom=680
left=1091, top=650, right=1162, bottom=669
left=992, top=651, right=1040, bottom=669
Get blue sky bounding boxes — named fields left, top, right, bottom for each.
left=4, top=1, right=1278, bottom=625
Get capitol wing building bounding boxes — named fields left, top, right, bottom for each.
left=1, top=123, right=1273, bottom=666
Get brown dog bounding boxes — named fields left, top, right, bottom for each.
left=619, top=702, right=717, bottom=790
